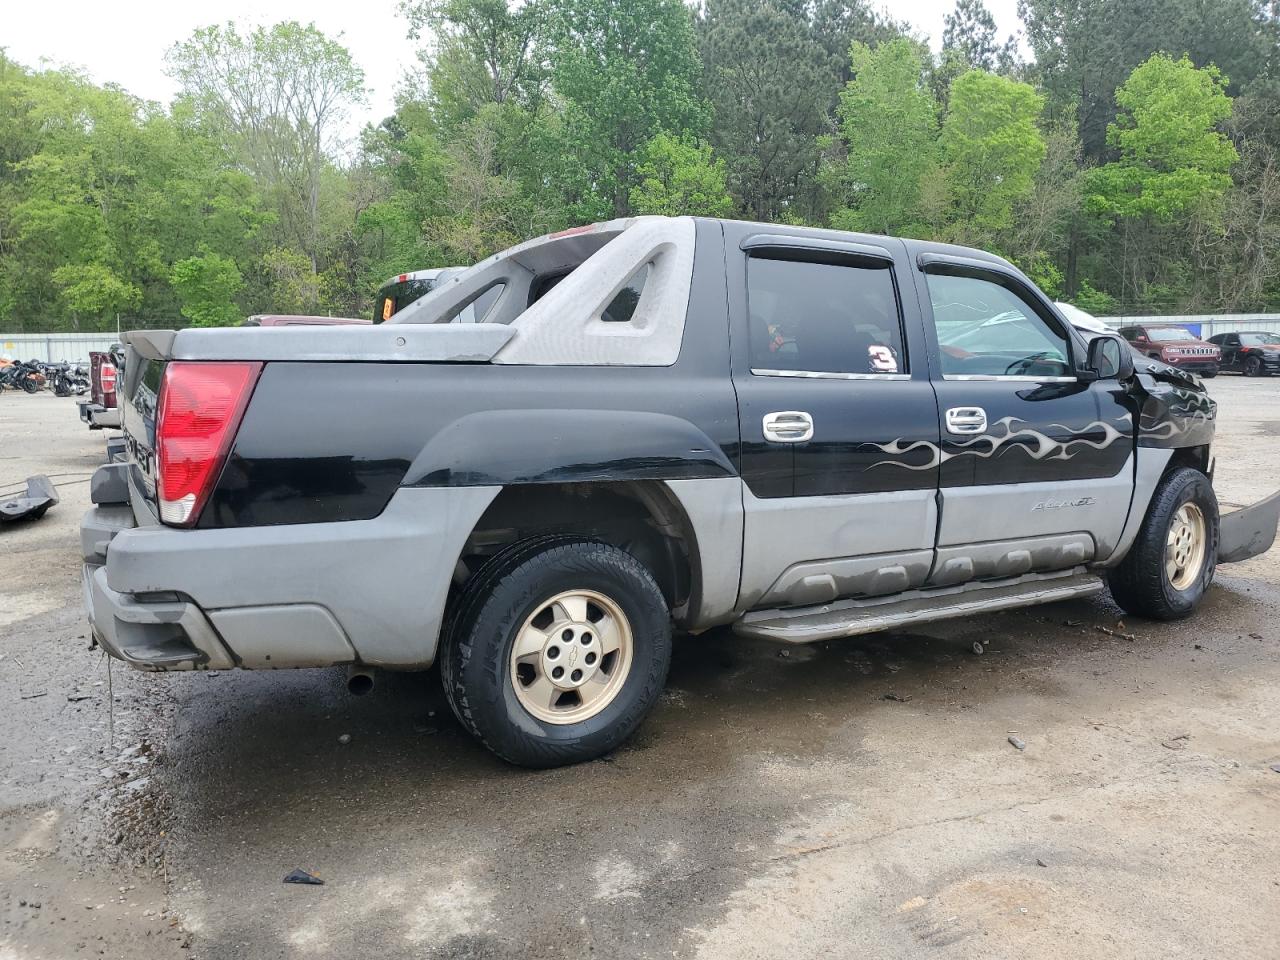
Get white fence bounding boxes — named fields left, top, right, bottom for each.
left=0, top=332, right=122, bottom=363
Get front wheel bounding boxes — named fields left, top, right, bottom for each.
left=1201, top=368, right=1218, bottom=379
left=1244, top=355, right=1266, bottom=378
left=441, top=537, right=672, bottom=768
left=1107, top=467, right=1218, bottom=620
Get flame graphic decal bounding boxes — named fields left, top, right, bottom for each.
left=869, top=414, right=1133, bottom=471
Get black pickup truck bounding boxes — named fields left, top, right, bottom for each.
left=80, top=216, right=1280, bottom=767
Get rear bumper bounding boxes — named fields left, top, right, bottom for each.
left=80, top=467, right=499, bottom=671
left=77, top=401, right=121, bottom=429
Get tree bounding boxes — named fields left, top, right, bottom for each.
left=940, top=70, right=1046, bottom=236
left=400, top=0, right=548, bottom=132
left=1086, top=55, right=1237, bottom=223
left=942, top=0, right=1017, bottom=73
left=826, top=39, right=938, bottom=236
left=629, top=134, right=733, bottom=216
left=167, top=22, right=366, bottom=272
left=544, top=0, right=708, bottom=218
left=52, top=264, right=141, bottom=329
left=170, top=252, right=243, bottom=326
left=1019, top=0, right=1278, bottom=161
left=697, top=0, right=831, bottom=221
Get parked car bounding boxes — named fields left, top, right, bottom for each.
left=80, top=216, right=1280, bottom=768
left=1207, top=330, right=1280, bottom=377
left=372, top=268, right=466, bottom=323
left=78, top=348, right=122, bottom=429
left=1054, top=302, right=1111, bottom=334
left=1117, top=323, right=1221, bottom=377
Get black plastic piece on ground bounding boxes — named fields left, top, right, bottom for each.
left=283, top=869, right=324, bottom=885
left=0, top=475, right=59, bottom=523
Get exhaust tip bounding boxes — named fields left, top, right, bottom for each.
left=346, top=667, right=375, bottom=696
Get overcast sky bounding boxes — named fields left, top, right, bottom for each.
left=3, top=0, right=1024, bottom=133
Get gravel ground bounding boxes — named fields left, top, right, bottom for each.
left=2, top=377, right=1278, bottom=960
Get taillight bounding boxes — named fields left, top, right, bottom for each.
left=155, top=361, right=262, bottom=526
left=100, top=362, right=117, bottom=393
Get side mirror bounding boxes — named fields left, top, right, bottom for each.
left=1087, top=334, right=1134, bottom=380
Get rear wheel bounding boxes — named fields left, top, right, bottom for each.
left=1244, top=355, right=1266, bottom=378
left=1107, top=467, right=1218, bottom=620
left=1201, top=368, right=1218, bottom=378
left=441, top=537, right=672, bottom=768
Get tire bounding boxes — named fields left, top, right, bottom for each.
left=441, top=537, right=672, bottom=768
left=1244, top=355, right=1265, bottom=378
left=1201, top=369, right=1218, bottom=379
left=1107, top=467, right=1218, bottom=620
left=21, top=379, right=38, bottom=394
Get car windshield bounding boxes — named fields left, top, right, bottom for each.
left=1147, top=327, right=1198, bottom=342
left=1242, top=332, right=1280, bottom=345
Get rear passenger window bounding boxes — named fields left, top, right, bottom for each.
left=747, top=254, right=906, bottom=375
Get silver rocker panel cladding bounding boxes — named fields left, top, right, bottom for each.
left=103, top=486, right=501, bottom=668
left=737, top=487, right=938, bottom=609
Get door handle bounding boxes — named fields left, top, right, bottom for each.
left=945, top=406, right=987, bottom=434
left=762, top=411, right=814, bottom=443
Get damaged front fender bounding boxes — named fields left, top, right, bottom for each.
left=1218, top=490, right=1280, bottom=563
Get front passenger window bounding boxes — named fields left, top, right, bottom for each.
left=926, top=272, right=1071, bottom=378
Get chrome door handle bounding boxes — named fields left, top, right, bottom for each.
left=762, top=411, right=814, bottom=443
left=945, top=406, right=987, bottom=434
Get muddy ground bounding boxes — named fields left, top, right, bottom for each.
left=2, top=377, right=1278, bottom=959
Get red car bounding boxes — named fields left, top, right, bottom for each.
left=1117, top=323, right=1220, bottom=377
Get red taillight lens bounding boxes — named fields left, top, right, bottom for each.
left=155, top=361, right=262, bottom=527
left=100, top=362, right=117, bottom=392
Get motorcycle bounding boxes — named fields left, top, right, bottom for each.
left=1, top=360, right=47, bottom=394
left=46, top=362, right=89, bottom=397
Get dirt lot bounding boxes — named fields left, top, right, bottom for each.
left=2, top=378, right=1279, bottom=960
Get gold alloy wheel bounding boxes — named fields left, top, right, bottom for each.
left=509, top=589, right=634, bottom=725
left=1165, top=502, right=1207, bottom=591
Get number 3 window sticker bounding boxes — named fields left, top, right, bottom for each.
left=867, top=344, right=898, bottom=373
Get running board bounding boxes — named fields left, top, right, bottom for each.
left=733, top=568, right=1105, bottom=644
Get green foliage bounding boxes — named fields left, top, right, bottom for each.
left=4, top=5, right=1280, bottom=330
left=1085, top=54, right=1237, bottom=223
left=544, top=0, right=707, bottom=218
left=629, top=134, right=733, bottom=216
left=170, top=252, right=244, bottom=326
left=940, top=70, right=1046, bottom=235
left=1071, top=281, right=1117, bottom=315
left=52, top=264, right=141, bottom=324
left=828, top=39, right=939, bottom=236
left=696, top=0, right=833, bottom=221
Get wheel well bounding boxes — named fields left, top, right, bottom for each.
left=457, top=482, right=697, bottom=617
left=1165, top=445, right=1211, bottom=477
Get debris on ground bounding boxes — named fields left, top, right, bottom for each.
left=337, top=733, right=351, bottom=745
left=1270, top=763, right=1280, bottom=774
left=1008, top=736, right=1026, bottom=751
left=1094, top=624, right=1137, bottom=641
left=1036, top=858, right=1048, bottom=868
left=0, top=474, right=59, bottom=523
left=1162, top=733, right=1192, bottom=750
left=882, top=692, right=912, bottom=702
left=283, top=869, right=324, bottom=886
